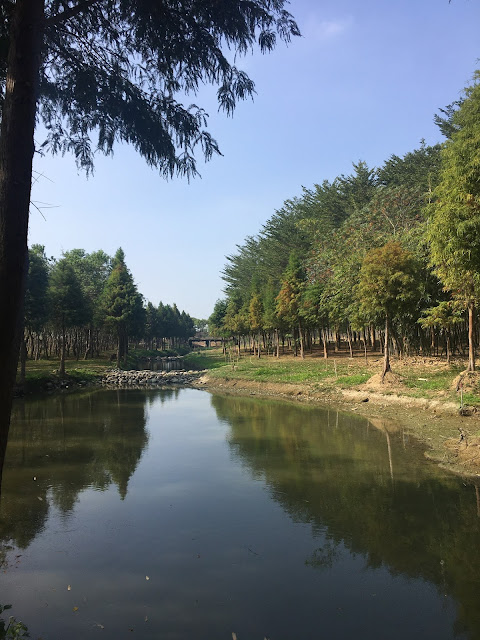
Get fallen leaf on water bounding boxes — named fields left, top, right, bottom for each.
left=73, top=607, right=79, bottom=612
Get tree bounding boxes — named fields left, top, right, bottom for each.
left=62, top=248, right=112, bottom=357
left=427, top=71, right=480, bottom=372
left=20, top=244, right=50, bottom=383
left=48, top=257, right=88, bottom=376
left=101, top=248, right=139, bottom=367
left=208, top=300, right=228, bottom=337
left=24, top=244, right=50, bottom=342
left=0, top=0, right=300, bottom=480
left=248, top=290, right=264, bottom=358
left=418, top=301, right=463, bottom=364
left=357, top=242, right=419, bottom=379
left=276, top=251, right=306, bottom=358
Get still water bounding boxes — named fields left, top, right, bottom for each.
left=1, top=388, right=480, bottom=639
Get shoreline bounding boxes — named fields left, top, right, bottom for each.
left=15, top=361, right=480, bottom=478
left=193, top=373, right=480, bottom=479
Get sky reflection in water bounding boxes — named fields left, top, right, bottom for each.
left=1, top=388, right=479, bottom=639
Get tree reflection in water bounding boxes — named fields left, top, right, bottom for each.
left=0, top=389, right=153, bottom=552
left=210, top=393, right=480, bottom=639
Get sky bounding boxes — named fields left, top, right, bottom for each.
left=29, top=0, right=480, bottom=320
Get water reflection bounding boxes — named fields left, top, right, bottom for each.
left=0, top=389, right=155, bottom=551
left=1, top=389, right=480, bottom=639
left=210, top=394, right=480, bottom=638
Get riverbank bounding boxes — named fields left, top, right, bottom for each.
left=16, top=347, right=480, bottom=476
left=186, top=349, right=480, bottom=478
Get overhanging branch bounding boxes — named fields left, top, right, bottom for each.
left=45, top=0, right=100, bottom=26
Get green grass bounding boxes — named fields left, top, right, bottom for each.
left=461, top=392, right=480, bottom=407
left=336, top=373, right=371, bottom=386
left=206, top=354, right=371, bottom=385
left=183, top=349, right=227, bottom=370
left=402, top=365, right=463, bottom=392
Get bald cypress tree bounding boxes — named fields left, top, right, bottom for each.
left=101, top=249, right=139, bottom=368
left=0, top=0, right=300, bottom=480
left=427, top=71, right=480, bottom=372
left=48, top=258, right=88, bottom=376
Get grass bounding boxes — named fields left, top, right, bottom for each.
left=192, top=347, right=480, bottom=407
left=205, top=352, right=372, bottom=386
left=16, top=344, right=480, bottom=410
left=183, top=349, right=227, bottom=370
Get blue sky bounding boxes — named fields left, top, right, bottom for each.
left=29, top=0, right=480, bottom=319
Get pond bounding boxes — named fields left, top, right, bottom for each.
left=1, top=388, right=480, bottom=639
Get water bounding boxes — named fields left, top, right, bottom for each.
left=1, top=388, right=480, bottom=639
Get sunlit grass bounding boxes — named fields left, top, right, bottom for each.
left=207, top=354, right=371, bottom=385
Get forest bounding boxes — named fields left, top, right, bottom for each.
left=22, top=245, right=196, bottom=375
left=209, top=71, right=480, bottom=379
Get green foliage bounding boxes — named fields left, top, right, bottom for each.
left=62, top=248, right=112, bottom=327
left=48, top=257, right=89, bottom=329
left=248, top=292, right=263, bottom=332
left=357, top=242, right=420, bottom=323
left=0, top=605, right=29, bottom=639
left=276, top=251, right=306, bottom=328
left=427, top=71, right=480, bottom=305
left=28, top=0, right=300, bottom=177
left=101, top=248, right=139, bottom=329
left=25, top=245, right=49, bottom=333
left=418, top=301, right=464, bottom=331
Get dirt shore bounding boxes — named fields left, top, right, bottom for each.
left=194, top=373, right=480, bottom=478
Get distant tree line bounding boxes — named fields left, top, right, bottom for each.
left=209, top=71, right=480, bottom=378
left=23, top=246, right=195, bottom=373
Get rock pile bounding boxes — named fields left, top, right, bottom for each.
left=102, top=369, right=206, bottom=387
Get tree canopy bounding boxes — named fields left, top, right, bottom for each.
left=0, top=0, right=300, bottom=476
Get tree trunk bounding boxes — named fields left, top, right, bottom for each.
left=298, top=322, right=304, bottom=359
left=59, top=320, right=66, bottom=378
left=116, top=329, right=122, bottom=368
left=19, top=334, right=27, bottom=391
left=346, top=327, right=353, bottom=358
left=468, top=301, right=476, bottom=372
left=382, top=315, right=391, bottom=381
left=0, top=0, right=44, bottom=483
left=321, top=328, right=328, bottom=359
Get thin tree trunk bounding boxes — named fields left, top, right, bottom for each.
left=346, top=327, right=353, bottom=358
left=116, top=329, right=122, bottom=368
left=468, top=302, right=475, bottom=372
left=299, top=323, right=304, bottom=359
left=19, top=334, right=27, bottom=391
left=382, top=315, right=391, bottom=381
left=59, top=321, right=66, bottom=378
left=322, top=328, right=328, bottom=359
left=0, top=0, right=44, bottom=484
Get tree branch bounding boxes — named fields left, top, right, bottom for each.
left=45, top=0, right=100, bottom=26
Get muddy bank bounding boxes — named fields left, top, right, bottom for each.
left=193, top=374, right=480, bottom=478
